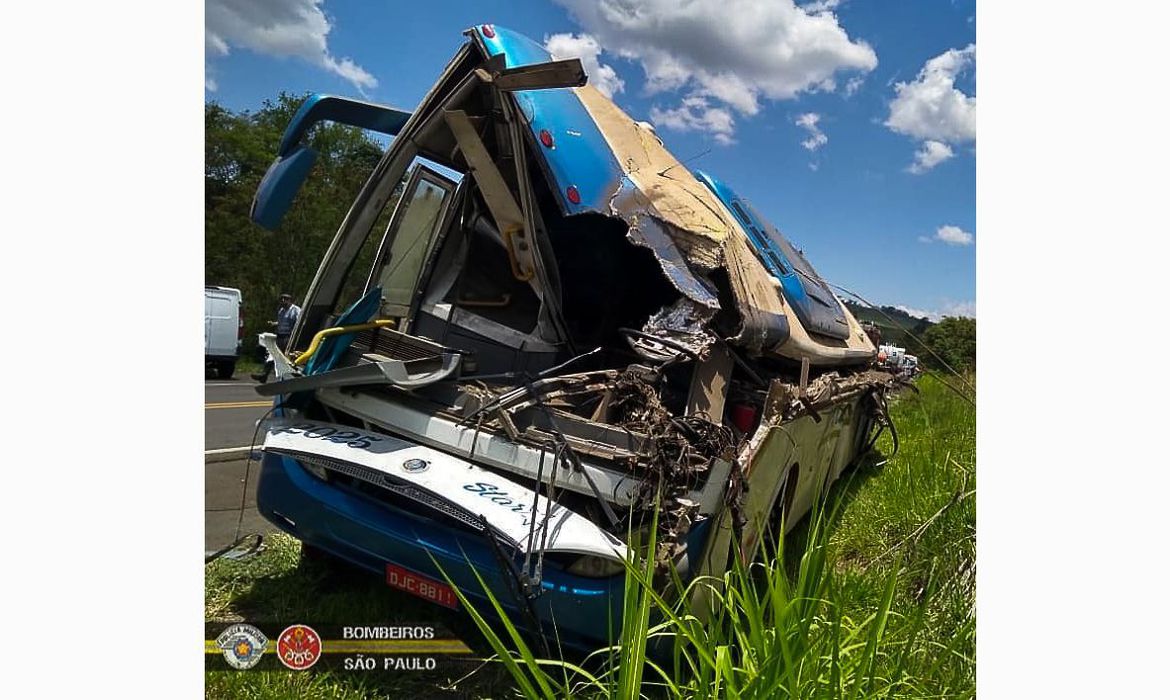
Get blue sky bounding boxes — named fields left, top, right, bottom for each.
left=206, top=0, right=975, bottom=319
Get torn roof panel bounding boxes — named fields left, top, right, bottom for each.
left=467, top=24, right=875, bottom=366
left=573, top=84, right=732, bottom=271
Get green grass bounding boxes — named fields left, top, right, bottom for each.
left=234, top=357, right=265, bottom=375
left=783, top=372, right=975, bottom=696
left=205, top=374, right=974, bottom=698
left=205, top=356, right=264, bottom=380
left=811, top=373, right=976, bottom=693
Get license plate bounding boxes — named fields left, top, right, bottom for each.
left=385, top=563, right=460, bottom=609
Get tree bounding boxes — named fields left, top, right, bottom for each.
left=205, top=93, right=385, bottom=352
left=922, top=316, right=976, bottom=374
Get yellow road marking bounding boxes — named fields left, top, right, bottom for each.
left=205, top=400, right=272, bottom=410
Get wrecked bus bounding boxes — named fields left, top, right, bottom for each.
left=247, top=24, right=899, bottom=649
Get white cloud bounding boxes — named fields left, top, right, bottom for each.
left=908, top=139, right=954, bottom=174
left=323, top=56, right=377, bottom=91
left=936, top=225, right=974, bottom=245
left=205, top=32, right=227, bottom=93
left=801, top=0, right=842, bottom=12
left=886, top=44, right=975, bottom=170
left=844, top=75, right=865, bottom=97
left=941, top=300, right=975, bottom=318
left=895, top=304, right=937, bottom=322
left=650, top=96, right=736, bottom=144
left=207, top=32, right=229, bottom=57
left=699, top=73, right=762, bottom=115
left=556, top=0, right=877, bottom=143
left=205, top=0, right=377, bottom=91
left=545, top=33, right=625, bottom=98
left=894, top=299, right=975, bottom=322
left=886, top=44, right=975, bottom=142
left=796, top=112, right=827, bottom=151
left=920, top=224, right=974, bottom=246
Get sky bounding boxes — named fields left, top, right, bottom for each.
left=205, top=0, right=976, bottom=320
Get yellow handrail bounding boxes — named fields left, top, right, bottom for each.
left=292, top=319, right=396, bottom=367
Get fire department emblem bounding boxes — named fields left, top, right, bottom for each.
left=276, top=624, right=322, bottom=670
left=215, top=623, right=268, bottom=670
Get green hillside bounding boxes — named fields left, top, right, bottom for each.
left=844, top=301, right=932, bottom=345
left=844, top=302, right=976, bottom=374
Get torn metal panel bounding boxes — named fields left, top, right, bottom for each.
left=574, top=88, right=874, bottom=364
left=622, top=208, right=721, bottom=309
left=575, top=85, right=732, bottom=270
left=258, top=332, right=298, bottom=382
left=606, top=173, right=721, bottom=309
left=722, top=229, right=792, bottom=353
left=770, top=369, right=904, bottom=422
left=470, top=25, right=877, bottom=365
left=734, top=370, right=898, bottom=495
left=254, top=353, right=462, bottom=396
left=685, top=343, right=734, bottom=423
left=640, top=298, right=718, bottom=360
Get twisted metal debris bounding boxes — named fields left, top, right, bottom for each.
left=608, top=367, right=735, bottom=569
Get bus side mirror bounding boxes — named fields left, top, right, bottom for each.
left=249, top=93, right=412, bottom=231
left=250, top=145, right=319, bottom=230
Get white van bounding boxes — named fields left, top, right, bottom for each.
left=205, top=286, right=243, bottom=378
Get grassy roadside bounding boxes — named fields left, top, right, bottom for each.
left=813, top=373, right=976, bottom=691
left=205, top=356, right=264, bottom=381
left=205, top=374, right=974, bottom=697
left=793, top=372, right=975, bottom=695
left=234, top=357, right=265, bottom=375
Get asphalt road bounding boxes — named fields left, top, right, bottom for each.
left=205, top=376, right=272, bottom=450
left=205, top=376, right=278, bottom=554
